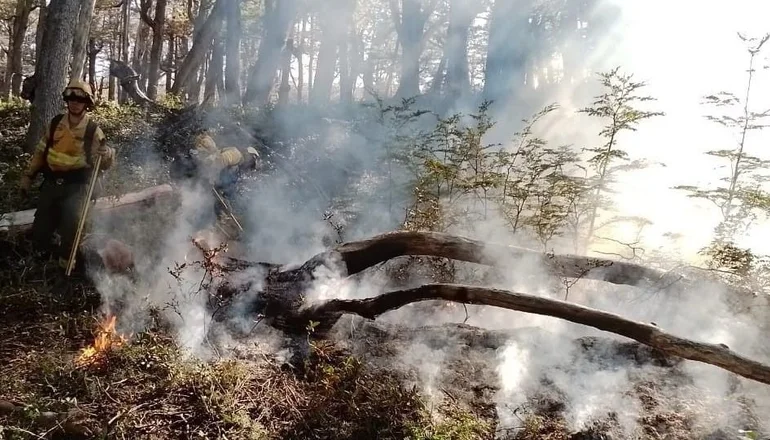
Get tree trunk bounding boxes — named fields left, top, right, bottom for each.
left=444, top=0, right=475, bottom=102
left=307, top=15, right=314, bottom=95
left=338, top=0, right=356, bottom=104
left=70, top=0, right=96, bottom=80
left=108, top=41, right=116, bottom=100
left=242, top=0, right=298, bottom=105
left=146, top=0, right=167, bottom=100
left=309, top=19, right=336, bottom=105
left=5, top=0, right=35, bottom=99
left=119, top=0, right=130, bottom=103
left=204, top=39, right=224, bottom=103
left=224, top=0, right=241, bottom=105
left=87, top=38, right=101, bottom=88
left=133, top=9, right=151, bottom=92
left=393, top=0, right=433, bottom=99
left=277, top=38, right=292, bottom=106
left=483, top=0, right=535, bottom=102
left=165, top=33, right=175, bottom=93
left=296, top=17, right=305, bottom=102
left=24, top=0, right=79, bottom=151
left=428, top=52, right=446, bottom=95
left=34, top=1, right=46, bottom=63
left=172, top=0, right=226, bottom=97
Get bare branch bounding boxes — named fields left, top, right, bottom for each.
left=303, top=283, right=770, bottom=386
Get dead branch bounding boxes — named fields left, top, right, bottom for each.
left=108, top=59, right=162, bottom=110
left=300, top=231, right=675, bottom=289
left=302, top=283, right=770, bottom=386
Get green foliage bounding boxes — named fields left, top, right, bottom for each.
left=378, top=99, right=588, bottom=249
left=675, top=33, right=770, bottom=245
left=576, top=67, right=663, bottom=252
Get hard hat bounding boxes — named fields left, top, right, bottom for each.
left=62, top=78, right=95, bottom=106
left=194, top=133, right=218, bottom=154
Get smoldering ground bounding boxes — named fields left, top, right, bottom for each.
left=84, top=101, right=770, bottom=439
left=76, top=0, right=770, bottom=437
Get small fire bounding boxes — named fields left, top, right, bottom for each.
left=75, top=315, right=127, bottom=367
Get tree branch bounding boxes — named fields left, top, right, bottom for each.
left=301, top=230, right=674, bottom=289
left=303, top=283, right=770, bottom=386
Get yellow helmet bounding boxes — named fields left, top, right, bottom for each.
left=194, top=133, right=218, bottom=154
left=62, top=78, right=95, bottom=106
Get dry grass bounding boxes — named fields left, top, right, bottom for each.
left=0, top=298, right=489, bottom=439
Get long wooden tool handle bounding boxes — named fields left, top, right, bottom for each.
left=66, top=155, right=102, bottom=276
left=212, top=188, right=244, bottom=232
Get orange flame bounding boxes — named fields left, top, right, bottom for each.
left=75, top=315, right=127, bottom=367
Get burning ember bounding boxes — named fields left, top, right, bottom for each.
left=75, top=315, right=127, bottom=368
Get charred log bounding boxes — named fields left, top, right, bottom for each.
left=208, top=231, right=770, bottom=386
left=296, top=283, right=770, bottom=386
left=109, top=59, right=162, bottom=109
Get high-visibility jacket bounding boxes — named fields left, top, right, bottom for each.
left=25, top=113, right=114, bottom=178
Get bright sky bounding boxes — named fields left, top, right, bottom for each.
left=582, top=0, right=770, bottom=260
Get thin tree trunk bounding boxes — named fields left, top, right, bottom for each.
left=428, top=52, right=446, bottom=95
left=483, top=0, right=535, bottom=102
left=70, top=0, right=96, bottom=80
left=108, top=41, right=116, bottom=100
left=132, top=12, right=151, bottom=92
left=204, top=43, right=221, bottom=103
left=24, top=0, right=80, bottom=151
left=119, top=0, right=130, bottom=103
left=338, top=0, right=355, bottom=104
left=392, top=0, right=435, bottom=98
left=277, top=38, right=292, bottom=106
left=165, top=33, right=175, bottom=93
left=146, top=0, right=167, bottom=100
left=34, top=1, right=46, bottom=64
left=307, top=14, right=314, bottom=94
left=87, top=38, right=101, bottom=88
left=242, top=0, right=298, bottom=105
left=5, top=0, right=35, bottom=98
left=224, top=0, right=241, bottom=105
left=444, top=0, right=475, bottom=102
left=172, top=0, right=226, bottom=97
left=310, top=18, right=336, bottom=105
left=296, top=17, right=305, bottom=102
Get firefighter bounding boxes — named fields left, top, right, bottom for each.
left=19, top=78, right=116, bottom=271
left=189, top=132, right=260, bottom=246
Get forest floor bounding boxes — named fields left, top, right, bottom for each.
left=0, top=101, right=766, bottom=439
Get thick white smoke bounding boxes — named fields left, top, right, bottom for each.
left=84, top=0, right=770, bottom=436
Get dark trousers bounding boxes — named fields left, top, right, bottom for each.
left=31, top=178, right=88, bottom=261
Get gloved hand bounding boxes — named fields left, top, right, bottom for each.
left=96, top=145, right=113, bottom=161
left=19, top=174, right=32, bottom=194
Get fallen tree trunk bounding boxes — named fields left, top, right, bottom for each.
left=298, top=283, right=770, bottom=386
left=300, top=230, right=675, bottom=288
left=206, top=231, right=767, bottom=386
left=0, top=184, right=174, bottom=233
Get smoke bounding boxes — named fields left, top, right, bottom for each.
left=78, top=0, right=770, bottom=436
